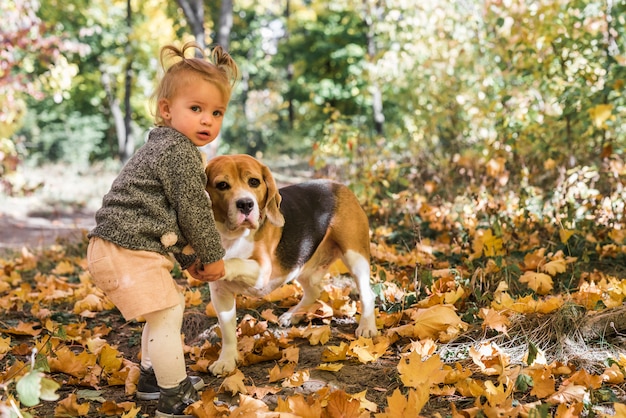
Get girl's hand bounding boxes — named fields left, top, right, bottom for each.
left=187, top=259, right=225, bottom=282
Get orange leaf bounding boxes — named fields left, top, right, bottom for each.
left=377, top=388, right=428, bottom=417
left=479, top=308, right=510, bottom=334
left=268, top=363, right=296, bottom=383
left=325, top=390, right=366, bottom=418
left=0, top=321, right=42, bottom=336
left=546, top=384, right=587, bottom=404
left=220, top=369, right=248, bottom=395
left=321, top=342, right=349, bottom=362
left=527, top=367, right=556, bottom=399
left=49, top=345, right=97, bottom=378
left=54, top=394, right=90, bottom=416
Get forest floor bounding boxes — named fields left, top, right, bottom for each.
left=2, top=162, right=626, bottom=417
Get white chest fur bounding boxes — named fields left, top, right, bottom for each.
left=221, top=230, right=255, bottom=259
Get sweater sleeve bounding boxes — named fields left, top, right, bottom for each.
left=158, top=142, right=225, bottom=265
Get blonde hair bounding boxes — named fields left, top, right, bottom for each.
left=152, top=41, right=240, bottom=126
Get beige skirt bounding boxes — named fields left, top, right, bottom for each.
left=87, top=237, right=182, bottom=320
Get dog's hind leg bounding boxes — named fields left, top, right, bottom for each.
left=208, top=283, right=240, bottom=376
left=343, top=250, right=378, bottom=337
left=278, top=268, right=325, bottom=327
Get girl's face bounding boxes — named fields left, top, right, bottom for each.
left=158, top=77, right=227, bottom=147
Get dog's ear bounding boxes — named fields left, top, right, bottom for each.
left=262, top=165, right=285, bottom=227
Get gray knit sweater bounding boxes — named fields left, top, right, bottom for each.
left=88, top=127, right=225, bottom=269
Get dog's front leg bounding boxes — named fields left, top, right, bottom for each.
left=208, top=282, right=239, bottom=376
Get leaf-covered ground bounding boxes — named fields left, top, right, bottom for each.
left=1, top=162, right=626, bottom=417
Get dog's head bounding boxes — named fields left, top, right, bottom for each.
left=205, top=154, right=285, bottom=235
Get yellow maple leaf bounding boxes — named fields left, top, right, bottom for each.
left=348, top=337, right=389, bottom=364
left=220, top=369, right=248, bottom=395
left=302, top=324, right=331, bottom=345
left=479, top=308, right=510, bottom=334
left=261, top=308, right=279, bottom=323
left=519, top=271, right=553, bottom=294
left=74, top=293, right=114, bottom=314
left=523, top=248, right=546, bottom=270
left=541, top=258, right=567, bottom=276
left=562, top=369, right=603, bottom=389
left=317, top=363, right=344, bottom=372
left=555, top=402, right=584, bottom=417
left=407, top=305, right=467, bottom=341
left=187, top=389, right=230, bottom=416
left=54, top=394, right=90, bottom=416
left=527, top=367, right=556, bottom=399
left=276, top=393, right=322, bottom=418
left=377, top=388, right=428, bottom=417
left=280, top=346, right=299, bottom=364
left=49, top=345, right=97, bottom=378
left=99, top=344, right=123, bottom=375
left=321, top=342, right=349, bottom=362
left=397, top=352, right=447, bottom=389
left=473, top=228, right=505, bottom=258
left=483, top=380, right=513, bottom=407
left=454, top=378, right=485, bottom=398
left=268, top=363, right=296, bottom=383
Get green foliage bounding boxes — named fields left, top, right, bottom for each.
left=18, top=103, right=107, bottom=167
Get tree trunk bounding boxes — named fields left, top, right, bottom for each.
left=120, top=0, right=134, bottom=163
left=364, top=0, right=384, bottom=136
left=284, top=0, right=294, bottom=129
left=176, top=0, right=205, bottom=52
left=217, top=0, right=233, bottom=50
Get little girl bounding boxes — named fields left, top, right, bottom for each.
left=87, top=42, right=239, bottom=417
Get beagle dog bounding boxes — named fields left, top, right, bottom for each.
left=205, top=154, right=378, bottom=376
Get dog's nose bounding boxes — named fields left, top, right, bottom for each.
left=236, top=198, right=255, bottom=215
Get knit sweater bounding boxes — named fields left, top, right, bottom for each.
left=88, top=126, right=225, bottom=269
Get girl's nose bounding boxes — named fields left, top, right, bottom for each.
left=201, top=113, right=213, bottom=125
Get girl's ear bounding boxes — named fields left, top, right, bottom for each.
left=158, top=99, right=172, bottom=121
left=262, top=165, right=285, bottom=227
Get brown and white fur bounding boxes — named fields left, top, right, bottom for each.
left=206, top=154, right=377, bottom=376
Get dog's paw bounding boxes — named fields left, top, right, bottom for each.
left=209, top=358, right=238, bottom=376
left=355, top=322, right=379, bottom=338
left=278, top=311, right=303, bottom=327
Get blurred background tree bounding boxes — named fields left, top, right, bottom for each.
left=1, top=0, right=624, bottom=215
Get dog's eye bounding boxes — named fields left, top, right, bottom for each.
left=216, top=181, right=230, bottom=191
left=248, top=178, right=261, bottom=188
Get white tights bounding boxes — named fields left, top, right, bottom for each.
left=140, top=293, right=187, bottom=389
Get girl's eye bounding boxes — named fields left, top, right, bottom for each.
left=213, top=110, right=223, bottom=117
left=191, top=106, right=201, bottom=112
